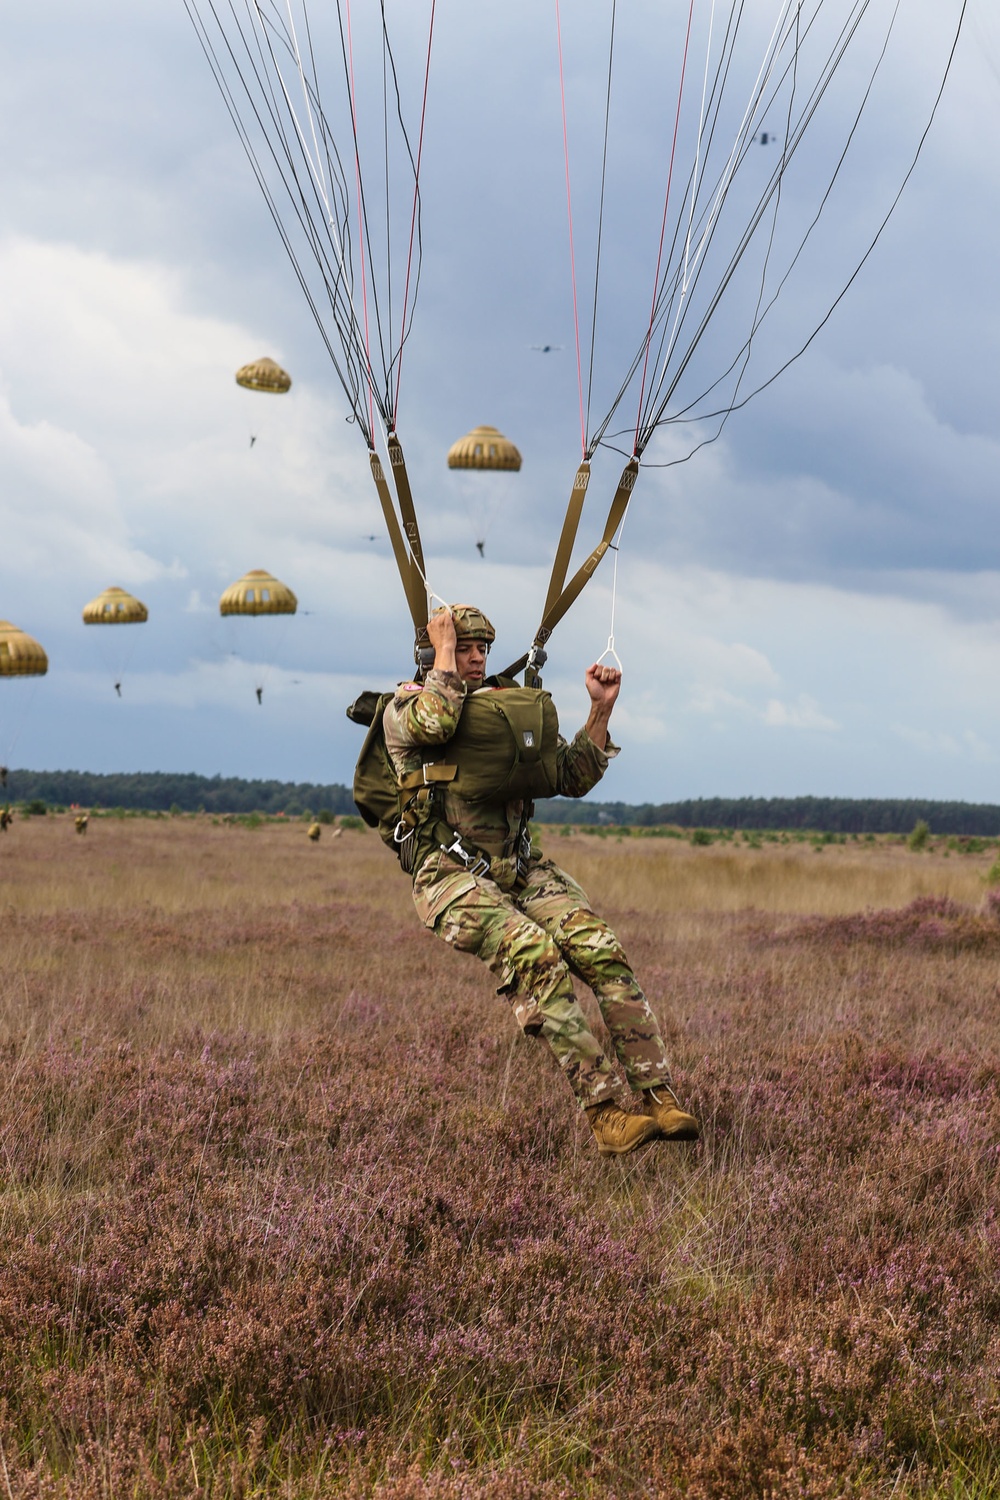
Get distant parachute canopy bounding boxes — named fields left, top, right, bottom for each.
left=82, top=586, right=149, bottom=625
left=235, top=358, right=292, bottom=394
left=447, top=425, right=522, bottom=472
left=219, top=570, right=298, bottom=617
left=0, top=621, right=48, bottom=677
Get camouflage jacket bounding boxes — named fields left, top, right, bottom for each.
left=382, top=668, right=618, bottom=880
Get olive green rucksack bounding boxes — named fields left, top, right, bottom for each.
left=345, top=690, right=402, bottom=851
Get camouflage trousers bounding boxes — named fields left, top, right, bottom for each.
left=412, top=851, right=673, bottom=1109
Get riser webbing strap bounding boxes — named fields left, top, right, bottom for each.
left=501, top=457, right=639, bottom=683
left=541, top=460, right=591, bottom=623
left=368, top=439, right=428, bottom=632
left=386, top=434, right=426, bottom=582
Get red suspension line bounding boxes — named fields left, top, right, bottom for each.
left=555, top=0, right=587, bottom=461
left=393, top=1, right=437, bottom=420
left=633, top=0, right=698, bottom=456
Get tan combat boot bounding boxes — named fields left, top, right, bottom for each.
left=639, top=1084, right=700, bottom=1141
left=585, top=1099, right=661, bottom=1157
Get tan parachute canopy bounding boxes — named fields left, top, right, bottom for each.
left=82, top=586, right=149, bottom=625
left=447, top=425, right=522, bottom=472
left=219, top=569, right=298, bottom=616
left=0, top=621, right=48, bottom=677
left=235, top=357, right=292, bottom=394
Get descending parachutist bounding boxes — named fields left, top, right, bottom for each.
left=114, top=682, right=122, bottom=698
left=476, top=540, right=485, bottom=557
left=0, top=766, right=6, bottom=788
left=758, top=131, right=772, bottom=145
left=256, top=686, right=263, bottom=705
left=249, top=435, right=257, bottom=448
left=530, top=344, right=562, bottom=353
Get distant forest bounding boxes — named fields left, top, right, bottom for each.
left=536, top=796, right=1000, bottom=835
left=5, top=769, right=356, bottom=818
left=5, top=769, right=1000, bottom=835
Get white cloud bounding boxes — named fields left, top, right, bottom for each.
left=763, top=696, right=840, bottom=733
left=892, top=725, right=999, bottom=765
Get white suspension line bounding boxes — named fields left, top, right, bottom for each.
left=275, top=2, right=374, bottom=377
left=645, top=0, right=800, bottom=429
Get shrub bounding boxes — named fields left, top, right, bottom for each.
left=691, top=828, right=713, bottom=846
left=340, top=815, right=364, bottom=831
left=24, top=799, right=47, bottom=817
left=908, top=819, right=930, bottom=851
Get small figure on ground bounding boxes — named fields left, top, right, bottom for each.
left=74, top=814, right=88, bottom=835
left=308, top=822, right=322, bottom=842
left=0, top=805, right=12, bottom=832
left=381, top=604, right=699, bottom=1157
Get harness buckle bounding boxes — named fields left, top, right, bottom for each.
left=440, top=834, right=491, bottom=879
left=515, top=823, right=533, bottom=883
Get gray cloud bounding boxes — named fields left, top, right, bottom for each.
left=0, top=0, right=993, bottom=800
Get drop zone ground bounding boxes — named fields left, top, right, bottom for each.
left=2, top=816, right=1000, bottom=1498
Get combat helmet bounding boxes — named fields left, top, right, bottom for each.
left=414, top=603, right=495, bottom=667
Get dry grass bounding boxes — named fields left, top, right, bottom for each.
left=562, top=831, right=993, bottom=916
left=1, top=814, right=1000, bottom=1497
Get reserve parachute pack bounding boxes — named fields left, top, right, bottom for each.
left=346, top=682, right=561, bottom=869
left=441, top=685, right=559, bottom=801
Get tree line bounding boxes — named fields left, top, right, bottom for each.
left=4, top=769, right=356, bottom=817
left=7, top=772, right=1000, bottom=834
left=534, top=795, right=1000, bottom=835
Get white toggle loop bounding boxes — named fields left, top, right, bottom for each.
left=597, top=636, right=623, bottom=672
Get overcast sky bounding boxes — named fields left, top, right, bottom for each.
left=1, top=0, right=997, bottom=806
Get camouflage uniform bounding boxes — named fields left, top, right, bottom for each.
left=383, top=667, right=675, bottom=1110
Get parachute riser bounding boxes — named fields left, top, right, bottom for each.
left=386, top=435, right=427, bottom=581
left=368, top=448, right=427, bottom=634
left=499, top=458, right=639, bottom=686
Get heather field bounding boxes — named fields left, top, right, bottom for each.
left=3, top=816, right=1000, bottom=1498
